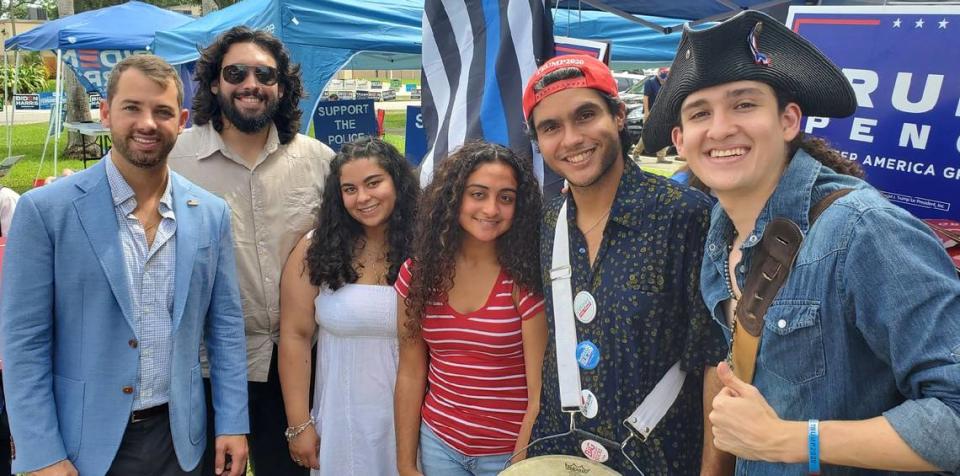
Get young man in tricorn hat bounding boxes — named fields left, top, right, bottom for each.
left=644, top=10, right=960, bottom=475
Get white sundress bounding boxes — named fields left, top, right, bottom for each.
left=311, top=283, right=399, bottom=476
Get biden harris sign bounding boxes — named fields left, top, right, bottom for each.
left=788, top=6, right=960, bottom=220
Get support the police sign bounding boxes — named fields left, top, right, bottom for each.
left=313, top=99, right=378, bottom=152
left=788, top=6, right=960, bottom=220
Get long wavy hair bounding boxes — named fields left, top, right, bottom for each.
left=191, top=26, right=303, bottom=144
left=403, top=141, right=543, bottom=338
left=776, top=89, right=865, bottom=178
left=305, top=137, right=419, bottom=290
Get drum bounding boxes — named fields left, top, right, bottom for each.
left=499, top=455, right=621, bottom=475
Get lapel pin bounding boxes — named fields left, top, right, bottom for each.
left=187, top=199, right=199, bottom=207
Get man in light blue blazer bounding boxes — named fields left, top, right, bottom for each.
left=1, top=55, right=249, bottom=476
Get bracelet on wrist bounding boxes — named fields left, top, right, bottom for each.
left=284, top=416, right=315, bottom=442
left=807, top=419, right=820, bottom=475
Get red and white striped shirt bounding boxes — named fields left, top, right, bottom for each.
left=395, top=259, right=545, bottom=456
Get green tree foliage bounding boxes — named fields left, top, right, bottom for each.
left=65, top=0, right=238, bottom=14
left=0, top=52, right=50, bottom=97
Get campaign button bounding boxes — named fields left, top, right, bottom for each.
left=576, top=341, right=600, bottom=370
left=574, top=291, right=597, bottom=324
left=580, top=389, right=598, bottom=419
left=581, top=439, right=609, bottom=463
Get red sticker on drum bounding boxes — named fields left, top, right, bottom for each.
left=580, top=439, right=609, bottom=463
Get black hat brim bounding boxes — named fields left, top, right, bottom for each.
left=641, top=10, right=857, bottom=152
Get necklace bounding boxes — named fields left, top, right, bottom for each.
left=582, top=209, right=611, bottom=235
left=724, top=239, right=742, bottom=302
left=142, top=218, right=161, bottom=233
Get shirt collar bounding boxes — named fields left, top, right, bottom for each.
left=609, top=158, right=654, bottom=232
left=194, top=121, right=281, bottom=163
left=704, top=149, right=822, bottom=261
left=105, top=152, right=175, bottom=217
left=565, top=158, right=653, bottom=233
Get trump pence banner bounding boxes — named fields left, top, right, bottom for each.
left=788, top=6, right=960, bottom=220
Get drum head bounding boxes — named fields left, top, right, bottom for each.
left=499, top=455, right=621, bottom=475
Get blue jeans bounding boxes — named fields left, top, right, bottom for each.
left=419, top=422, right=512, bottom=476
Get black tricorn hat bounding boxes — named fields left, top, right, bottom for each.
left=642, top=10, right=857, bottom=152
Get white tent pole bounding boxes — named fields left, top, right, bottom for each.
left=4, top=46, right=11, bottom=160
left=37, top=49, right=60, bottom=184
left=53, top=48, right=62, bottom=176
left=11, top=50, right=19, bottom=156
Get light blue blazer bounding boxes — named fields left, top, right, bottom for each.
left=0, top=159, right=249, bottom=475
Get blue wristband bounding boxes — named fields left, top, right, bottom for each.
left=808, top=419, right=820, bottom=475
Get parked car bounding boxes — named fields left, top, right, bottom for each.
left=612, top=72, right=645, bottom=94
left=626, top=103, right=644, bottom=144
left=620, top=79, right=647, bottom=111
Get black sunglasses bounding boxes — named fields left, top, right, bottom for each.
left=221, top=64, right=279, bottom=86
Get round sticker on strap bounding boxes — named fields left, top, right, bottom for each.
left=576, top=340, right=600, bottom=370
left=581, top=439, right=609, bottom=463
left=574, top=290, right=597, bottom=324
left=580, top=389, right=599, bottom=419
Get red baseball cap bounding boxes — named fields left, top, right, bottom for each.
left=522, top=55, right=619, bottom=120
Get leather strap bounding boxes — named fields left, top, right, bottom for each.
left=810, top=189, right=853, bottom=224
left=730, top=189, right=852, bottom=383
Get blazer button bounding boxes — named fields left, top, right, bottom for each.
left=129, top=339, right=138, bottom=349
left=122, top=386, right=134, bottom=394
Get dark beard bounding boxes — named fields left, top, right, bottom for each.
left=111, top=133, right=175, bottom=170
left=218, top=89, right=279, bottom=133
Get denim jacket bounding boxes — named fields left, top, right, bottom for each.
left=701, top=150, right=960, bottom=475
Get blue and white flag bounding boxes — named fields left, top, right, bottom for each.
left=420, top=0, right=555, bottom=188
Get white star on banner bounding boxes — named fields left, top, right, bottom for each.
left=939, top=18, right=949, bottom=29
left=915, top=18, right=925, bottom=28
left=893, top=18, right=902, bottom=28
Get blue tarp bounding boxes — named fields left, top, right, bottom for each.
left=552, top=0, right=807, bottom=22
left=553, top=9, right=690, bottom=68
left=152, top=0, right=688, bottom=132
left=152, top=0, right=423, bottom=134
left=4, top=1, right=193, bottom=52
left=4, top=1, right=195, bottom=97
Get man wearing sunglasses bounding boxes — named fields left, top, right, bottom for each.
left=169, top=26, right=333, bottom=476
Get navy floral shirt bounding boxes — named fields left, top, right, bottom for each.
left=530, top=159, right=727, bottom=475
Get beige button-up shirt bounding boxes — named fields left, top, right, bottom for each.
left=169, top=122, right=333, bottom=382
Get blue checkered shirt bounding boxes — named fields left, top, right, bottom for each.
left=105, top=156, right=177, bottom=411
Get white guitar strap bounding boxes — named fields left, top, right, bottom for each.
left=550, top=199, right=687, bottom=439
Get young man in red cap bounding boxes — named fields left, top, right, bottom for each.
left=522, top=55, right=732, bottom=474
left=645, top=10, right=960, bottom=475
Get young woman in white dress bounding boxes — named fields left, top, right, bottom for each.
left=279, top=137, right=419, bottom=475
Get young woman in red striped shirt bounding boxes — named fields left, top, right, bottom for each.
left=394, top=141, right=547, bottom=476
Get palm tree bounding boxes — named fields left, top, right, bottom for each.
left=57, top=0, right=98, bottom=159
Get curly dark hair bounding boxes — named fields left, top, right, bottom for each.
left=772, top=89, right=865, bottom=178
left=403, top=141, right=543, bottom=338
left=305, top=137, right=420, bottom=290
left=192, top=26, right=303, bottom=144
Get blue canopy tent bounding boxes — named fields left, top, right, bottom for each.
left=5, top=1, right=194, bottom=96
left=152, top=0, right=424, bottom=135
left=6, top=1, right=193, bottom=51
left=552, top=0, right=810, bottom=32
left=151, top=0, right=691, bottom=133
left=3, top=0, right=194, bottom=180
left=553, top=9, right=693, bottom=68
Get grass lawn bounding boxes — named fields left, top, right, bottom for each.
left=639, top=166, right=674, bottom=178
left=0, top=109, right=410, bottom=195
left=0, top=123, right=79, bottom=194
